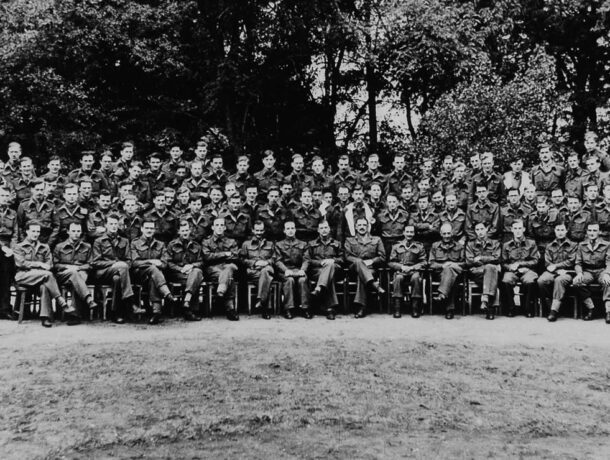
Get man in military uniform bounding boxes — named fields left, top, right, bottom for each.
left=409, top=194, right=440, bottom=250
left=388, top=225, right=427, bottom=318
left=183, top=160, right=211, bottom=201
left=239, top=220, right=276, bottom=319
left=527, top=197, right=562, bottom=256
left=291, top=187, right=322, bottom=242
left=531, top=143, right=564, bottom=196
left=118, top=195, right=143, bottom=242
left=274, top=220, right=311, bottom=319
left=439, top=193, right=466, bottom=244
left=386, top=154, right=412, bottom=197
left=564, top=150, right=584, bottom=199
left=130, top=219, right=177, bottom=325
left=256, top=186, right=289, bottom=242
left=126, top=161, right=153, bottom=212
left=582, top=154, right=610, bottom=192
left=14, top=221, right=78, bottom=327
left=446, top=162, right=470, bottom=209
left=331, top=155, right=358, bottom=195
left=429, top=223, right=464, bottom=319
left=468, top=153, right=504, bottom=205
left=500, top=219, right=540, bottom=317
left=500, top=188, right=528, bottom=242
left=465, top=222, right=501, bottom=319
left=573, top=222, right=610, bottom=323
left=201, top=217, right=240, bottom=321
left=254, top=150, right=284, bottom=197
left=227, top=155, right=255, bottom=197
left=358, top=153, right=386, bottom=192
left=67, top=151, right=109, bottom=197
left=561, top=196, right=591, bottom=242
left=143, top=192, right=178, bottom=244
left=86, top=191, right=113, bottom=242
left=285, top=153, right=310, bottom=197
left=49, top=183, right=88, bottom=248
left=165, top=220, right=204, bottom=321
left=537, top=222, right=577, bottom=322
left=41, top=155, right=66, bottom=201
left=112, top=142, right=135, bottom=181
left=0, top=187, right=18, bottom=320
left=77, top=176, right=97, bottom=211
left=53, top=222, right=97, bottom=316
left=181, top=195, right=209, bottom=243
left=203, top=154, right=229, bottom=190
left=220, top=194, right=251, bottom=244
left=375, top=193, right=409, bottom=255
left=3, top=141, right=22, bottom=182
left=466, top=183, right=500, bottom=241
left=12, top=157, right=37, bottom=203
left=92, top=213, right=144, bottom=323
left=344, top=217, right=386, bottom=318
left=143, top=152, right=171, bottom=194
left=306, top=155, right=331, bottom=192
left=161, top=144, right=188, bottom=180
left=304, top=220, right=343, bottom=320
left=17, top=179, right=55, bottom=244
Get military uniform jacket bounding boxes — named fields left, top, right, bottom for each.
left=86, top=208, right=111, bottom=241
left=254, top=168, right=284, bottom=194
left=50, top=203, right=88, bottom=247
left=202, top=202, right=228, bottom=219
left=527, top=209, right=561, bottom=246
left=183, top=176, right=211, bottom=199
left=219, top=210, right=251, bottom=242
left=182, top=212, right=210, bottom=243
left=274, top=238, right=307, bottom=272
left=344, top=235, right=385, bottom=266
left=408, top=209, right=440, bottom=241
left=227, top=172, right=256, bottom=195
left=560, top=209, right=591, bottom=242
left=166, top=238, right=202, bottom=272
left=386, top=170, right=413, bottom=196
left=304, top=237, right=343, bottom=271
left=130, top=236, right=168, bottom=269
left=376, top=208, right=409, bottom=240
left=17, top=198, right=55, bottom=242
left=575, top=239, right=610, bottom=273
left=465, top=238, right=501, bottom=268
left=331, top=170, right=358, bottom=194
left=112, top=159, right=131, bottom=180
left=305, top=173, right=331, bottom=192
left=388, top=240, right=426, bottom=271
left=564, top=167, right=584, bottom=199
left=161, top=159, right=187, bottom=179
left=358, top=169, right=386, bottom=192
left=142, top=169, right=171, bottom=193
left=468, top=171, right=504, bottom=204
left=91, top=233, right=131, bottom=269
left=2, top=160, right=19, bottom=182
left=0, top=206, right=18, bottom=248
left=14, top=239, right=53, bottom=270
left=428, top=240, right=464, bottom=270
left=204, top=169, right=229, bottom=189
left=143, top=208, right=178, bottom=243
left=11, top=175, right=37, bottom=203
left=596, top=203, right=610, bottom=240
left=53, top=239, right=92, bottom=272
left=293, top=205, right=322, bottom=240
left=239, top=238, right=275, bottom=269
left=500, top=204, right=529, bottom=238
left=466, top=200, right=500, bottom=240
left=286, top=171, right=311, bottom=195
left=531, top=162, right=564, bottom=195
left=501, top=238, right=540, bottom=270
left=201, top=234, right=239, bottom=265
left=119, top=213, right=143, bottom=242
left=544, top=238, right=577, bottom=269
left=445, top=179, right=470, bottom=209
left=582, top=170, right=610, bottom=191
left=67, top=169, right=109, bottom=197
left=256, top=204, right=290, bottom=241
left=439, top=208, right=466, bottom=241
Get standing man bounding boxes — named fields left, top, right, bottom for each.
left=573, top=222, right=610, bottom=323
left=49, top=183, right=88, bottom=248
left=530, top=143, right=564, bottom=197
left=14, top=221, right=78, bottom=327
left=292, top=188, right=323, bottom=242
left=275, top=220, right=311, bottom=319
left=344, top=217, right=386, bottom=318
left=143, top=192, right=178, bottom=244
left=254, top=150, right=284, bottom=197
left=304, top=220, right=343, bottom=320
left=389, top=225, right=427, bottom=318
left=466, top=183, right=500, bottom=241
left=375, top=193, right=409, bottom=255
left=240, top=221, right=276, bottom=319
left=429, top=223, right=464, bottom=319
left=500, top=219, right=540, bottom=317
left=17, top=178, right=55, bottom=244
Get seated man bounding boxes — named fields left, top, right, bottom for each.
left=274, top=220, right=311, bottom=319
left=0, top=186, right=18, bottom=320
left=388, top=225, right=427, bottom=318
left=130, top=219, right=177, bottom=325
left=429, top=223, right=464, bottom=319
left=239, top=220, right=276, bottom=319
left=53, top=222, right=97, bottom=316
left=537, top=222, right=577, bottom=322
left=465, top=222, right=501, bottom=319
left=201, top=217, right=240, bottom=321
left=344, top=217, right=385, bottom=318
left=166, top=220, right=204, bottom=321
left=304, top=220, right=343, bottom=320
left=500, top=219, right=540, bottom=317
left=14, top=221, right=78, bottom=327
left=573, top=222, right=610, bottom=323
left=92, top=213, right=144, bottom=324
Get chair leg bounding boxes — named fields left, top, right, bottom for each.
left=18, top=291, right=25, bottom=324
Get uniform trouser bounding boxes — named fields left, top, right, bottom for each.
left=167, top=268, right=204, bottom=311
left=433, top=265, right=463, bottom=310
left=247, top=265, right=274, bottom=307
left=15, top=269, right=72, bottom=319
left=94, top=262, right=134, bottom=313
left=392, top=271, right=422, bottom=299
left=278, top=274, right=311, bottom=311
left=205, top=263, right=237, bottom=310
left=56, top=267, right=91, bottom=314
left=574, top=269, right=610, bottom=311
left=310, top=263, right=339, bottom=311
left=348, top=259, right=376, bottom=306
left=469, top=264, right=499, bottom=300
left=500, top=269, right=538, bottom=311
left=132, top=266, right=169, bottom=313
left=537, top=271, right=572, bottom=311
left=0, top=254, right=15, bottom=313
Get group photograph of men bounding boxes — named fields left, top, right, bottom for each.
left=1, top=130, right=610, bottom=328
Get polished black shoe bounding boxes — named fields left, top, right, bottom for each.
left=507, top=309, right=515, bottom=318
left=226, top=309, right=240, bottom=321
left=411, top=309, right=420, bottom=318
left=132, top=304, right=146, bottom=315
left=284, top=310, right=294, bottom=320
left=87, top=300, right=98, bottom=311
left=303, top=310, right=313, bottom=319
left=547, top=310, right=558, bottom=322
left=41, top=317, right=53, bottom=328
left=525, top=310, right=535, bottom=318
left=485, top=308, right=495, bottom=320
left=311, top=286, right=323, bottom=299
left=65, top=314, right=81, bottom=326
left=184, top=311, right=202, bottom=322
left=112, top=316, right=125, bottom=324
left=583, top=310, right=594, bottom=321
left=165, top=293, right=178, bottom=303
left=445, top=310, right=454, bottom=320
left=392, top=299, right=402, bottom=319
left=148, top=314, right=162, bottom=325
left=254, top=300, right=263, bottom=310
left=262, top=311, right=272, bottom=320
left=354, top=307, right=366, bottom=319
left=326, top=310, right=336, bottom=320
left=606, top=312, right=610, bottom=324
left=0, top=311, right=18, bottom=321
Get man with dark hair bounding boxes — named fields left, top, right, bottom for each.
left=359, top=153, right=386, bottom=192
left=304, top=220, right=343, bottom=320
left=12, top=156, right=37, bottom=203
left=564, top=150, right=584, bottom=199
left=220, top=194, right=251, bottom=244
left=127, top=161, right=153, bottom=212
left=527, top=196, right=562, bottom=254
left=500, top=188, right=528, bottom=243
left=439, top=193, right=466, bottom=244
left=468, top=153, right=504, bottom=205
left=3, top=141, right=22, bottom=181
left=50, top=183, right=88, bottom=247
left=376, top=193, right=409, bottom=255
left=143, top=152, right=170, bottom=193
left=14, top=221, right=77, bottom=327
left=204, top=154, right=229, bottom=189
left=466, top=183, right=500, bottom=241
left=240, top=220, right=276, bottom=319
left=86, top=190, right=113, bottom=241
left=254, top=150, right=284, bottom=196
left=285, top=153, right=310, bottom=197
left=41, top=155, right=67, bottom=200
left=0, top=187, right=18, bottom=320
left=161, top=144, right=187, bottom=180
left=183, top=160, right=211, bottom=200
left=112, top=141, right=135, bottom=180
left=17, top=178, right=55, bottom=244
left=143, top=192, right=178, bottom=244
left=228, top=155, right=255, bottom=196
left=68, top=151, right=109, bottom=197
left=118, top=195, right=143, bottom=242
left=344, top=217, right=386, bottom=318
left=561, top=196, right=591, bottom=243
left=293, top=187, right=323, bottom=242
left=332, top=155, right=358, bottom=194
left=409, top=194, right=440, bottom=250
left=573, top=222, right=610, bottom=323
left=256, top=186, right=289, bottom=242
left=182, top=195, right=209, bottom=243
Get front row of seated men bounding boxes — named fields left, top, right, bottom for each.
left=2, top=212, right=610, bottom=327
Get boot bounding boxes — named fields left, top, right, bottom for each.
left=392, top=298, right=402, bottom=319
left=485, top=306, right=495, bottom=320
left=411, top=299, right=421, bottom=318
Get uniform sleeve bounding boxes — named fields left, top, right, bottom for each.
left=159, top=243, right=169, bottom=270
left=556, top=244, right=576, bottom=270
left=465, top=242, right=478, bottom=268
left=13, top=245, right=34, bottom=270
left=428, top=244, right=442, bottom=270
left=343, top=238, right=359, bottom=265
left=372, top=238, right=385, bottom=265
left=91, top=239, right=114, bottom=269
